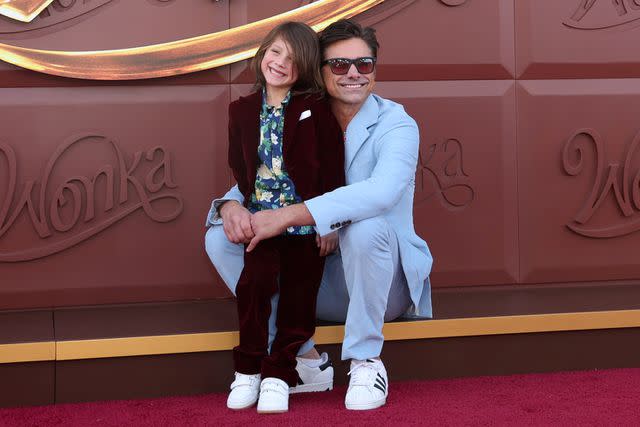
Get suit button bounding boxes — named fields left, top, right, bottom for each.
left=330, top=224, right=337, bottom=230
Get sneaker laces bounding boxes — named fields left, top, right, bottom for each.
left=347, top=361, right=378, bottom=387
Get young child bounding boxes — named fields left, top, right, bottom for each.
left=226, top=22, right=344, bottom=413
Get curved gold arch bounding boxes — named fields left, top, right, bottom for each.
left=0, top=0, right=384, bottom=80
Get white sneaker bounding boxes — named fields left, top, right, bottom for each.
left=257, top=377, right=289, bottom=413
left=226, top=372, right=261, bottom=410
left=345, top=358, right=388, bottom=410
left=290, top=352, right=334, bottom=394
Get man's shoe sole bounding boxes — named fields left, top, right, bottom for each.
left=345, top=397, right=387, bottom=410
left=289, top=381, right=333, bottom=394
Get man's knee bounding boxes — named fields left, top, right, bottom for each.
left=339, top=217, right=392, bottom=255
left=205, top=225, right=229, bottom=264
left=205, top=225, right=244, bottom=293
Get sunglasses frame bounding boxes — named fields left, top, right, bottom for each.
left=321, top=57, right=377, bottom=75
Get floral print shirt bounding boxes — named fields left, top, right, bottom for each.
left=247, top=90, right=314, bottom=235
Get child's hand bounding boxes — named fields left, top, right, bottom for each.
left=316, top=231, right=339, bottom=256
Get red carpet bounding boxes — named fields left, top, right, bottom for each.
left=2, top=368, right=640, bottom=426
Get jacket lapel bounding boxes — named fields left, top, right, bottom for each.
left=344, top=94, right=378, bottom=172
left=282, top=94, right=304, bottom=161
left=243, top=91, right=262, bottom=188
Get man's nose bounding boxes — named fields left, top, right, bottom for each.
left=346, top=63, right=361, bottom=77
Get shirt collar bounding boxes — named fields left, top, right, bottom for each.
left=261, top=88, right=291, bottom=114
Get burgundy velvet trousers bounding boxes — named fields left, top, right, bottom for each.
left=233, top=234, right=325, bottom=386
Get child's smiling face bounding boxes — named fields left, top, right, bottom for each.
left=261, top=37, right=298, bottom=93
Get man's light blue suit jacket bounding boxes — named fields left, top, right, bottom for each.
left=305, top=94, right=432, bottom=318
left=207, top=94, right=432, bottom=318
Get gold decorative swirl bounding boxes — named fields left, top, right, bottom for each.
left=0, top=0, right=54, bottom=23
left=0, top=0, right=384, bottom=80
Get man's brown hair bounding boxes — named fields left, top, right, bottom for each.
left=252, top=22, right=324, bottom=96
left=318, top=19, right=379, bottom=59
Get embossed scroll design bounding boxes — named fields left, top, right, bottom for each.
left=562, top=128, right=640, bottom=238
left=415, top=138, right=475, bottom=210
left=564, top=0, right=640, bottom=30
left=0, top=135, right=183, bottom=262
left=439, top=0, right=468, bottom=6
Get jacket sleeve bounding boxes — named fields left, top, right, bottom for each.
left=315, top=100, right=345, bottom=194
left=227, top=101, right=248, bottom=199
left=305, top=113, right=420, bottom=236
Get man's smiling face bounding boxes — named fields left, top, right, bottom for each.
left=322, top=37, right=376, bottom=111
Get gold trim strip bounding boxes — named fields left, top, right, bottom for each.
left=57, top=309, right=640, bottom=361
left=378, top=309, right=640, bottom=340
left=56, top=332, right=239, bottom=361
left=3, top=309, right=640, bottom=364
left=0, top=0, right=384, bottom=80
left=0, top=341, right=55, bottom=363
left=0, top=0, right=54, bottom=23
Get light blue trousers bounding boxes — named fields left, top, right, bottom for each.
left=205, top=216, right=412, bottom=360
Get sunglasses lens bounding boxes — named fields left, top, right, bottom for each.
left=326, top=58, right=376, bottom=75
left=329, top=60, right=351, bottom=75
left=355, top=59, right=375, bottom=74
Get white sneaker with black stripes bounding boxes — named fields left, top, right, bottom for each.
left=290, top=352, right=334, bottom=394
left=345, top=358, right=388, bottom=410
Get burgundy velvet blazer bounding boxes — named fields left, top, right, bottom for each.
left=227, top=91, right=345, bottom=206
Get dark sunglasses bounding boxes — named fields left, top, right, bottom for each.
left=321, top=57, right=377, bottom=75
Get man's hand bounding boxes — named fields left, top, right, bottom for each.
left=246, top=209, right=289, bottom=252
left=219, top=201, right=254, bottom=244
left=316, top=231, right=339, bottom=256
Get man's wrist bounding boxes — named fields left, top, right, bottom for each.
left=282, top=203, right=315, bottom=228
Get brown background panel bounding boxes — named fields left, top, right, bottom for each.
left=517, top=0, right=640, bottom=79
left=54, top=300, right=237, bottom=341
left=381, top=328, right=640, bottom=381
left=0, top=0, right=229, bottom=84
left=0, top=66, right=232, bottom=89
left=230, top=83, right=253, bottom=101
left=434, top=281, right=640, bottom=318
left=55, top=352, right=233, bottom=404
left=374, top=81, right=518, bottom=287
left=0, top=85, right=230, bottom=309
left=518, top=79, right=640, bottom=284
left=230, top=0, right=515, bottom=83
left=365, top=0, right=514, bottom=81
left=0, top=310, right=53, bottom=343
left=0, top=362, right=54, bottom=407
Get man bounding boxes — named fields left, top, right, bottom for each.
left=205, top=19, right=432, bottom=410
